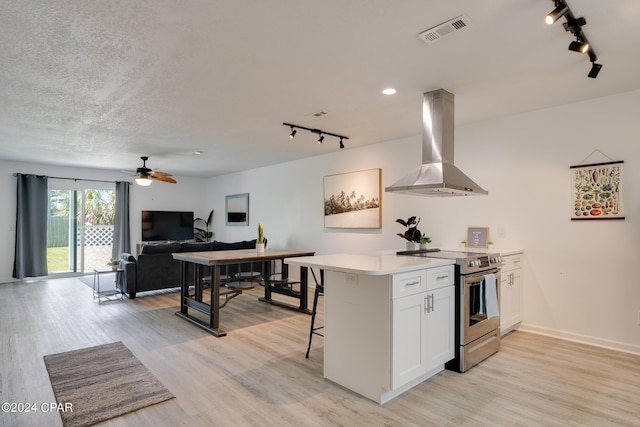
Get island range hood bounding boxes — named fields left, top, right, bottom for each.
left=385, top=89, right=488, bottom=197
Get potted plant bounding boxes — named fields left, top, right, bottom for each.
left=418, top=233, right=432, bottom=250
left=396, top=216, right=422, bottom=250
left=194, top=209, right=214, bottom=242
left=107, top=259, right=120, bottom=272
left=256, top=223, right=265, bottom=253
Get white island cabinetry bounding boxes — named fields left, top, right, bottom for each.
left=285, top=254, right=455, bottom=404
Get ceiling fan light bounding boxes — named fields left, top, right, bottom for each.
left=135, top=177, right=152, bottom=186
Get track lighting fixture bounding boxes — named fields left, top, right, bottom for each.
left=282, top=122, right=349, bottom=150
left=545, top=0, right=603, bottom=78
left=588, top=62, right=602, bottom=79
left=545, top=1, right=568, bottom=25
left=568, top=40, right=589, bottom=54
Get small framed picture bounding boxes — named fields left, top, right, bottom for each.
left=466, top=227, right=489, bottom=248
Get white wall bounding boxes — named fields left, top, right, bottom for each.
left=205, top=89, right=640, bottom=354
left=1, top=89, right=638, bottom=354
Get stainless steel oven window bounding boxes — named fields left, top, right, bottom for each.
left=462, top=269, right=501, bottom=345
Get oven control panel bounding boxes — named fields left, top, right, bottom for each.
left=463, top=255, right=504, bottom=274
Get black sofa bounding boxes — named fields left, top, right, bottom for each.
left=117, top=239, right=260, bottom=299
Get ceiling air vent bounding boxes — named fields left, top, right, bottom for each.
left=418, top=15, right=472, bottom=45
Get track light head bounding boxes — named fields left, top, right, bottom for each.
left=568, top=40, right=589, bottom=54
left=339, top=138, right=344, bottom=149
left=317, top=134, right=324, bottom=144
left=289, top=128, right=296, bottom=138
left=588, top=62, right=602, bottom=78
left=546, top=2, right=568, bottom=24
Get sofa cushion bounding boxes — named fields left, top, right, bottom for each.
left=181, top=242, right=215, bottom=252
left=242, top=239, right=258, bottom=249
left=140, top=242, right=182, bottom=254
left=213, top=241, right=246, bottom=250
left=121, top=253, right=136, bottom=262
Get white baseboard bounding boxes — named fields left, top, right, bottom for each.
left=518, top=323, right=640, bottom=356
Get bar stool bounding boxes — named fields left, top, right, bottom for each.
left=305, top=268, right=324, bottom=358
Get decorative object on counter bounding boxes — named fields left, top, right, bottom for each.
left=194, top=209, right=214, bottom=241
left=324, top=168, right=381, bottom=229
left=466, top=227, right=489, bottom=248
left=256, top=223, right=265, bottom=253
left=396, top=216, right=422, bottom=250
left=570, top=150, right=624, bottom=220
left=107, top=258, right=120, bottom=271
left=459, top=240, right=467, bottom=249
left=418, top=233, right=432, bottom=250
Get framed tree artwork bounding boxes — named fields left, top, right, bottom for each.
left=324, top=168, right=381, bottom=229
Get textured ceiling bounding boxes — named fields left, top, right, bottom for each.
left=1, top=0, right=639, bottom=178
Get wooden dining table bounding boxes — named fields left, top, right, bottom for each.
left=172, top=248, right=315, bottom=337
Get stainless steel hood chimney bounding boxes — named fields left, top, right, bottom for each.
left=385, top=89, right=488, bottom=197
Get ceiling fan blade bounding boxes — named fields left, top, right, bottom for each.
left=147, top=170, right=173, bottom=177
left=150, top=175, right=177, bottom=184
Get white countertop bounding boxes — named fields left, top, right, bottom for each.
left=284, top=253, right=454, bottom=275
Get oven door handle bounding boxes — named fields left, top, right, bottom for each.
left=465, top=268, right=500, bottom=282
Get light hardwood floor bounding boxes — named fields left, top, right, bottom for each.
left=1, top=277, right=639, bottom=427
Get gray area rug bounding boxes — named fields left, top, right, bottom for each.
left=78, top=273, right=118, bottom=292
left=43, top=341, right=174, bottom=427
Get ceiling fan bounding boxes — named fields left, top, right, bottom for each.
left=130, top=156, right=176, bottom=185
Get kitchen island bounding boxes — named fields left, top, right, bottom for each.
left=285, top=253, right=456, bottom=404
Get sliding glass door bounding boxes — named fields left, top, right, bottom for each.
left=47, top=182, right=116, bottom=276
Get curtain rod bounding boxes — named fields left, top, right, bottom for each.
left=13, top=173, right=131, bottom=185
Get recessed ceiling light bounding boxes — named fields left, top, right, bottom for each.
left=382, top=88, right=397, bottom=95
left=193, top=151, right=203, bottom=155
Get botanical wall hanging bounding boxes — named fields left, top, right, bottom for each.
left=570, top=151, right=624, bottom=220
left=323, top=168, right=381, bottom=228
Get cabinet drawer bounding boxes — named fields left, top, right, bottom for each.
left=502, top=254, right=523, bottom=271
left=426, top=265, right=454, bottom=291
left=392, top=271, right=427, bottom=299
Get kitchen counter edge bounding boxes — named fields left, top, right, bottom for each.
left=284, top=253, right=455, bottom=276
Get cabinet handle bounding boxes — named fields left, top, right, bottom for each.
left=435, top=275, right=449, bottom=280
left=405, top=280, right=420, bottom=287
left=425, top=293, right=434, bottom=312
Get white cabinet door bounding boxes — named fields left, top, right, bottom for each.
left=500, top=253, right=523, bottom=335
left=425, top=285, right=455, bottom=369
left=392, top=284, right=455, bottom=388
left=392, top=292, right=426, bottom=388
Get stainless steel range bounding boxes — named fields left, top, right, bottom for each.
left=398, top=249, right=504, bottom=372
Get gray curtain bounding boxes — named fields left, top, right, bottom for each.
left=112, top=181, right=131, bottom=259
left=13, top=174, right=49, bottom=279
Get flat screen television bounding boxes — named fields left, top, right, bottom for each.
left=141, top=210, right=194, bottom=242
